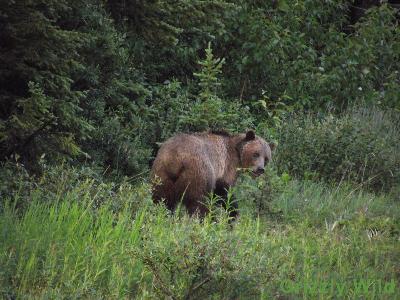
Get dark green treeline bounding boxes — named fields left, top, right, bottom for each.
left=1, top=0, right=399, bottom=178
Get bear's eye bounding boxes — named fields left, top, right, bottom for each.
left=253, top=152, right=260, bottom=159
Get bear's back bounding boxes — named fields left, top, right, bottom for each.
left=153, top=133, right=230, bottom=180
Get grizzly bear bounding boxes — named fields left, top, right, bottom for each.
left=151, top=130, right=275, bottom=218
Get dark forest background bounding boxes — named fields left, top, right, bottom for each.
left=1, top=0, right=399, bottom=189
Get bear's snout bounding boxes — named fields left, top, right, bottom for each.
left=257, top=167, right=265, bottom=174
left=253, top=167, right=265, bottom=176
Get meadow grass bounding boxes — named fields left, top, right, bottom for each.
left=0, top=178, right=399, bottom=299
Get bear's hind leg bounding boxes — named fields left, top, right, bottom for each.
left=174, top=168, right=215, bottom=218
left=152, top=175, right=178, bottom=211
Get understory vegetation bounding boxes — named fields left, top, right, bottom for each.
left=1, top=168, right=399, bottom=299
left=0, top=0, right=399, bottom=299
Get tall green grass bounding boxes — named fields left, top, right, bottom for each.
left=1, top=177, right=399, bottom=299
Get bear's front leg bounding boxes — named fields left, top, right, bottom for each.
left=215, top=180, right=238, bottom=220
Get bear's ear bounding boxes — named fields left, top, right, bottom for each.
left=269, top=142, right=276, bottom=152
left=245, top=130, right=256, bottom=141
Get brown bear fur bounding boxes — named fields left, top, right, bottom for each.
left=151, top=130, right=275, bottom=217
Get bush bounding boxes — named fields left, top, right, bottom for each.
left=0, top=160, right=33, bottom=209
left=0, top=161, right=150, bottom=213
left=178, top=43, right=254, bottom=133
left=275, top=107, right=400, bottom=191
left=220, top=3, right=400, bottom=113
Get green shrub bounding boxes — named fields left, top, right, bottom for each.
left=222, top=3, right=400, bottom=111
left=0, top=160, right=34, bottom=209
left=148, top=80, right=193, bottom=143
left=178, top=43, right=254, bottom=133
left=275, top=107, right=400, bottom=191
left=0, top=162, right=149, bottom=213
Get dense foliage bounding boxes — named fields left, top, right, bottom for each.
left=275, top=107, right=400, bottom=191
left=1, top=0, right=399, bottom=181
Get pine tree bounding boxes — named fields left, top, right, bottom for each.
left=179, top=43, right=252, bottom=132
left=194, top=42, right=225, bottom=102
left=0, top=0, right=93, bottom=169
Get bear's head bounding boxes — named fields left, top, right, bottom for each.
left=238, top=130, right=275, bottom=177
